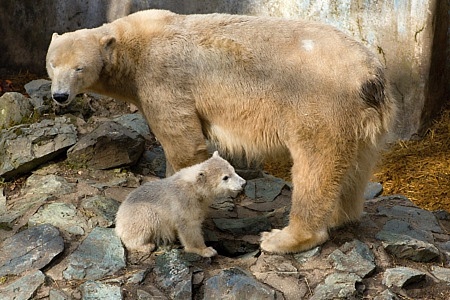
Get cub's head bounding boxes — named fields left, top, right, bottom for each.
left=46, top=30, right=115, bottom=106
left=197, top=151, right=246, bottom=198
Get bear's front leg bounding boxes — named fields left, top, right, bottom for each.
left=177, top=220, right=217, bottom=258
left=145, top=108, right=210, bottom=176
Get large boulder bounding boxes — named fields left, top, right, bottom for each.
left=0, top=116, right=77, bottom=180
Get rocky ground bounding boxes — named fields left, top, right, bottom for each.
left=0, top=80, right=449, bottom=299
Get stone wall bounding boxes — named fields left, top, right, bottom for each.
left=0, top=0, right=448, bottom=139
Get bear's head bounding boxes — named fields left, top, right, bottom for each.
left=197, top=151, right=246, bottom=198
left=46, top=30, right=115, bottom=106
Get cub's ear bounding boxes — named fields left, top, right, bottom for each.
left=51, top=33, right=59, bottom=40
left=100, top=35, right=116, bottom=50
left=212, top=151, right=220, bottom=158
left=197, top=171, right=207, bottom=184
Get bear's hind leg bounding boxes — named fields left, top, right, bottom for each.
left=261, top=142, right=353, bottom=254
left=331, top=142, right=379, bottom=228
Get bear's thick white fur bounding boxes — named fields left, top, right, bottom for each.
left=115, top=151, right=246, bottom=257
left=47, top=10, right=397, bottom=253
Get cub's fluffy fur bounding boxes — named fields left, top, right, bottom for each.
left=115, top=151, right=245, bottom=257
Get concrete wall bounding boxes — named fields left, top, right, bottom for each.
left=0, top=0, right=448, bottom=139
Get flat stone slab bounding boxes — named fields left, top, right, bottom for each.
left=28, top=202, right=88, bottom=236
left=0, top=92, right=33, bottom=130
left=0, top=223, right=64, bottom=276
left=311, top=273, right=363, bottom=300
left=377, top=205, right=443, bottom=234
left=0, top=270, right=46, bottom=300
left=204, top=267, right=276, bottom=300
left=244, top=175, right=288, bottom=202
left=329, top=240, right=376, bottom=278
left=81, top=280, right=122, bottom=300
left=0, top=116, right=77, bottom=179
left=154, top=249, right=192, bottom=300
left=382, top=267, right=426, bottom=288
left=63, top=227, right=125, bottom=280
left=22, top=174, right=74, bottom=196
left=376, top=231, right=440, bottom=262
left=213, top=215, right=271, bottom=235
left=67, top=120, right=145, bottom=170
left=80, top=195, right=120, bottom=227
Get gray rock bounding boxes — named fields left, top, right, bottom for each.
left=49, top=289, right=71, bottom=300
left=329, top=240, right=376, bottom=278
left=127, top=270, right=148, bottom=284
left=137, top=287, right=168, bottom=300
left=213, top=215, right=271, bottom=235
left=29, top=202, right=88, bottom=235
left=0, top=194, right=53, bottom=228
left=22, top=173, right=75, bottom=196
left=381, top=219, right=434, bottom=243
left=0, top=92, right=34, bottom=130
left=80, top=280, right=122, bottom=300
left=250, top=252, right=307, bottom=299
left=0, top=116, right=77, bottom=179
left=382, top=267, right=426, bottom=288
left=431, top=266, right=450, bottom=283
left=203, top=267, right=276, bottom=300
left=0, top=270, right=46, bottom=300
left=67, top=120, right=145, bottom=169
left=0, top=223, right=64, bottom=276
left=133, top=146, right=166, bottom=177
left=113, top=113, right=151, bottom=140
left=376, top=230, right=440, bottom=262
left=364, top=182, right=383, bottom=199
left=80, top=195, right=120, bottom=227
left=294, top=246, right=321, bottom=264
left=377, top=205, right=443, bottom=234
left=433, top=209, right=450, bottom=220
left=24, top=79, right=52, bottom=113
left=244, top=175, right=288, bottom=202
left=210, top=196, right=235, bottom=211
left=217, top=239, right=259, bottom=257
left=63, top=227, right=126, bottom=280
left=373, top=289, right=399, bottom=300
left=154, top=249, right=192, bottom=300
left=311, top=273, right=363, bottom=300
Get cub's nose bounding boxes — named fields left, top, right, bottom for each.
left=52, top=93, right=69, bottom=103
left=240, top=179, right=247, bottom=189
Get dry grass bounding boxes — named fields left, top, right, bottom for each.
left=264, top=105, right=450, bottom=213
left=374, top=106, right=450, bottom=212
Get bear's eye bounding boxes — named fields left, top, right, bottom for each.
left=222, top=176, right=229, bottom=181
left=75, top=67, right=84, bottom=72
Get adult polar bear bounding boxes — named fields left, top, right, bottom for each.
left=46, top=10, right=397, bottom=254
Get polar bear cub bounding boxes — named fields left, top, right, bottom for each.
left=115, top=151, right=246, bottom=257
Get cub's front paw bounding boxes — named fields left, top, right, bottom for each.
left=201, top=246, right=218, bottom=258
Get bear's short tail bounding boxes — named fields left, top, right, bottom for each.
left=358, top=66, right=398, bottom=146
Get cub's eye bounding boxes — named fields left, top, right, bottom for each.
left=75, top=67, right=84, bottom=72
left=222, top=176, right=229, bottom=181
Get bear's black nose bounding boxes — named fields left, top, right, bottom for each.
left=53, top=93, right=69, bottom=103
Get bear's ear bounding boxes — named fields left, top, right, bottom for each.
left=51, top=33, right=59, bottom=40
left=100, top=35, right=116, bottom=50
